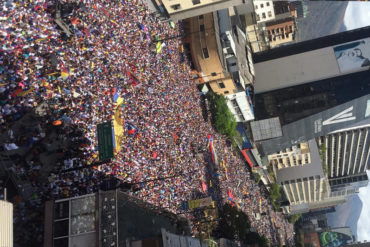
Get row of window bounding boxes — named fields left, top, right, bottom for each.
left=255, top=2, right=270, bottom=9
left=170, top=0, right=201, bottom=10
left=256, top=11, right=272, bottom=20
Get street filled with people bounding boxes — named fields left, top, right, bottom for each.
left=0, top=0, right=294, bottom=245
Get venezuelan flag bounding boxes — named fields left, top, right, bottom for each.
left=127, top=71, right=141, bottom=86
left=208, top=134, right=218, bottom=164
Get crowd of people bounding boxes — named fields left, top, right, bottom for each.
left=0, top=0, right=294, bottom=245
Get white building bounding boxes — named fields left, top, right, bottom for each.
left=0, top=200, right=13, bottom=247
left=253, top=0, right=275, bottom=23
left=226, top=92, right=254, bottom=122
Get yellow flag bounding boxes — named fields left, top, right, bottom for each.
left=156, top=42, right=162, bottom=54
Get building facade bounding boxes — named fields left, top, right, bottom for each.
left=44, top=190, right=191, bottom=247
left=153, top=0, right=245, bottom=21
left=185, top=13, right=237, bottom=95
left=0, top=200, right=13, bottom=247
left=265, top=17, right=295, bottom=48
left=253, top=0, right=275, bottom=23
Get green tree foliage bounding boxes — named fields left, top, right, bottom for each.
left=207, top=92, right=237, bottom=139
left=244, top=231, right=270, bottom=247
left=289, top=213, right=302, bottom=224
left=214, top=204, right=251, bottom=241
left=254, top=172, right=261, bottom=183
left=269, top=183, right=282, bottom=211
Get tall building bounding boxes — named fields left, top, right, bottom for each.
left=44, top=189, right=192, bottom=247
left=149, top=0, right=246, bottom=21
left=251, top=26, right=370, bottom=213
left=0, top=199, right=13, bottom=247
left=251, top=26, right=370, bottom=156
left=318, top=126, right=370, bottom=198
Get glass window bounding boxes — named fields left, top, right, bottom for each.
left=266, top=2, right=270, bottom=6
left=192, top=0, right=200, bottom=5
left=199, top=24, right=205, bottom=32
left=262, top=13, right=266, bottom=19
left=260, top=3, right=264, bottom=8
left=268, top=11, right=272, bottom=17
left=255, top=5, right=258, bottom=9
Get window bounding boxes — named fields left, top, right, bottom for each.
left=268, top=11, right=272, bottom=17
left=211, top=72, right=217, bottom=76
left=262, top=12, right=266, bottom=19
left=266, top=2, right=270, bottom=6
left=170, top=4, right=181, bottom=10
left=198, top=15, right=204, bottom=19
left=199, top=24, right=205, bottom=31
left=256, top=14, right=260, bottom=21
left=255, top=5, right=258, bottom=9
left=224, top=91, right=229, bottom=94
left=192, top=0, right=200, bottom=5
left=218, top=82, right=225, bottom=89
left=202, top=48, right=209, bottom=58
left=260, top=3, right=264, bottom=8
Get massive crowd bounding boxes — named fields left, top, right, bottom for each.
left=0, top=0, right=294, bottom=245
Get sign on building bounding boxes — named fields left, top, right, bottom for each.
left=334, top=38, right=370, bottom=73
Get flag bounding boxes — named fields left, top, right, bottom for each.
left=201, top=181, right=207, bottom=192
left=156, top=42, right=162, bottom=54
left=227, top=190, right=234, bottom=200
left=127, top=71, right=141, bottom=86
left=127, top=123, right=137, bottom=135
left=17, top=87, right=34, bottom=97
left=60, top=68, right=69, bottom=79
left=113, top=88, right=120, bottom=103
left=208, top=135, right=218, bottom=164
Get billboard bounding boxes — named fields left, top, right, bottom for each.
left=334, top=38, right=370, bottom=73
left=258, top=94, right=370, bottom=155
left=97, top=122, right=114, bottom=161
left=319, top=231, right=352, bottom=247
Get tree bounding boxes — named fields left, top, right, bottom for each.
left=289, top=213, right=302, bottom=224
left=207, top=92, right=237, bottom=139
left=244, top=231, right=270, bottom=247
left=213, top=204, right=251, bottom=241
left=269, top=183, right=282, bottom=211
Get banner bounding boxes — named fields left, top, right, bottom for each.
left=97, top=122, right=114, bottom=161
left=334, top=38, right=370, bottom=73
left=188, top=197, right=213, bottom=210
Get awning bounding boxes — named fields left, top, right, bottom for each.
left=241, top=149, right=259, bottom=168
